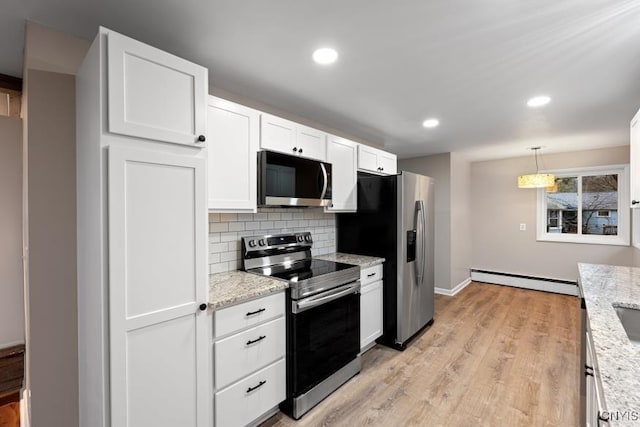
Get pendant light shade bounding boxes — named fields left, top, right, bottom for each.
left=517, top=147, right=556, bottom=189
left=517, top=173, right=556, bottom=188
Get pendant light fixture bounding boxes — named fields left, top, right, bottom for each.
left=517, top=147, right=555, bottom=189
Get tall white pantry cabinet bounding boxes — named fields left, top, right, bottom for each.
left=76, top=27, right=211, bottom=427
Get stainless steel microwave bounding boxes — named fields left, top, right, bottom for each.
left=258, top=151, right=332, bottom=207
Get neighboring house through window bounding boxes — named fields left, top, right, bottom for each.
left=536, top=165, right=630, bottom=245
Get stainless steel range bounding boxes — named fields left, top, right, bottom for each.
left=241, top=232, right=361, bottom=420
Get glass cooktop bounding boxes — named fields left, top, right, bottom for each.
left=248, top=259, right=356, bottom=283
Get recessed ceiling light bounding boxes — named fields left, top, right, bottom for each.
left=312, top=48, right=338, bottom=65
left=527, top=95, right=551, bottom=107
left=422, top=118, right=439, bottom=128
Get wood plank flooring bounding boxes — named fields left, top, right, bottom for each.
left=262, top=282, right=580, bottom=427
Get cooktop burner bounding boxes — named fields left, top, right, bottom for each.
left=247, top=259, right=356, bottom=283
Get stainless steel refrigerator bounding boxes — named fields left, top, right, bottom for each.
left=336, top=171, right=435, bottom=350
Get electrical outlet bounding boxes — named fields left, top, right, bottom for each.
left=519, top=223, right=527, bottom=231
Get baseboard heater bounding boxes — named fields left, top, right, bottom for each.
left=470, top=269, right=578, bottom=296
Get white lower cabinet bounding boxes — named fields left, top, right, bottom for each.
left=360, top=264, right=384, bottom=351
left=215, top=317, right=285, bottom=389
left=213, top=291, right=286, bottom=426
left=215, top=359, right=286, bottom=427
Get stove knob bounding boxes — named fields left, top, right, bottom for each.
left=258, top=239, right=266, bottom=246
left=297, top=235, right=304, bottom=242
left=248, top=240, right=257, bottom=248
left=305, top=235, right=312, bottom=242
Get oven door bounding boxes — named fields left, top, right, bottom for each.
left=289, top=282, right=360, bottom=396
left=258, top=150, right=332, bottom=207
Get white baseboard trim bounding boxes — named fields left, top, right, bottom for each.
left=470, top=269, right=578, bottom=296
left=435, top=277, right=472, bottom=296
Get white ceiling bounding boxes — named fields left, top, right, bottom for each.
left=3, top=0, right=640, bottom=160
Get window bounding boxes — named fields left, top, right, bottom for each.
left=537, top=165, right=630, bottom=245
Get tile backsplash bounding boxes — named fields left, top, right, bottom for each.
left=209, top=208, right=336, bottom=274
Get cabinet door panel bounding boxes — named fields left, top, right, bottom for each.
left=215, top=359, right=286, bottom=427
left=326, top=136, right=357, bottom=212
left=357, top=145, right=379, bottom=173
left=108, top=146, right=209, bottom=427
left=107, top=31, right=207, bottom=146
left=378, top=151, right=397, bottom=175
left=260, top=114, right=297, bottom=155
left=360, top=280, right=383, bottom=350
left=296, top=124, right=326, bottom=161
left=208, top=98, right=258, bottom=211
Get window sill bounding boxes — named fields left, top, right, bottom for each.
left=537, top=234, right=630, bottom=246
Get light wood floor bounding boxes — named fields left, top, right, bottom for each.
left=263, top=282, right=580, bottom=427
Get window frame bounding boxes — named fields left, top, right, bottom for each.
left=536, top=165, right=630, bottom=246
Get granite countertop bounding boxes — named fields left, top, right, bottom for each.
left=578, top=263, right=640, bottom=424
left=208, top=270, right=288, bottom=310
left=315, top=252, right=385, bottom=268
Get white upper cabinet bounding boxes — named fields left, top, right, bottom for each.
left=326, top=135, right=357, bottom=212
left=357, top=144, right=397, bottom=175
left=106, top=30, right=207, bottom=146
left=260, top=113, right=326, bottom=161
left=631, top=108, right=640, bottom=208
left=207, top=96, right=259, bottom=212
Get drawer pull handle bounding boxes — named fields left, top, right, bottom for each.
left=246, top=308, right=266, bottom=316
left=367, top=273, right=376, bottom=277
left=246, top=335, right=266, bottom=345
left=246, top=380, right=266, bottom=393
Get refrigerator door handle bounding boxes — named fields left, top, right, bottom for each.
left=414, top=200, right=426, bottom=285
left=419, top=200, right=426, bottom=286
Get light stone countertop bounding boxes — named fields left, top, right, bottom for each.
left=208, top=270, right=288, bottom=310
left=578, top=263, right=640, bottom=425
left=315, top=252, right=385, bottom=268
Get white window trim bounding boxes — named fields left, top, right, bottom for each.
left=536, top=165, right=630, bottom=246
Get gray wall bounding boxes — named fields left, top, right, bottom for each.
left=399, top=153, right=452, bottom=289
left=0, top=116, right=24, bottom=348
left=25, top=69, right=79, bottom=427
left=471, top=145, right=633, bottom=281
left=450, top=152, right=472, bottom=287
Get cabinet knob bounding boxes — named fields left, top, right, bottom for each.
left=199, top=303, right=207, bottom=311
left=299, top=148, right=303, bottom=154
left=293, top=147, right=298, bottom=152
left=633, top=200, right=639, bottom=205
left=197, top=135, right=206, bottom=143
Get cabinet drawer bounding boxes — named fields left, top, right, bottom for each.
left=215, top=358, right=286, bottom=427
left=215, top=317, right=285, bottom=389
left=360, top=264, right=383, bottom=286
left=214, top=291, right=285, bottom=338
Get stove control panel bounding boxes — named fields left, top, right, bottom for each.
left=242, top=232, right=313, bottom=254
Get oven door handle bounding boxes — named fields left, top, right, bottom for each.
left=292, top=281, right=360, bottom=314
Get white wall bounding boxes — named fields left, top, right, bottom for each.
left=0, top=116, right=24, bottom=348
left=22, top=21, right=89, bottom=427
left=471, top=145, right=633, bottom=281
left=25, top=69, right=79, bottom=427
left=399, top=153, right=452, bottom=289
left=23, top=21, right=89, bottom=75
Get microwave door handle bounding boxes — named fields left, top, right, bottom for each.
left=319, top=163, right=328, bottom=199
